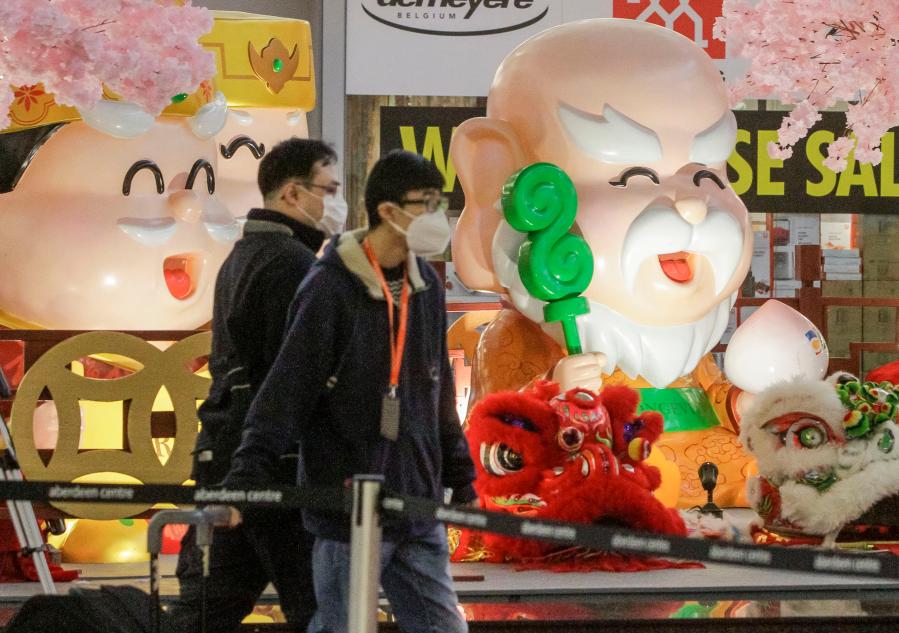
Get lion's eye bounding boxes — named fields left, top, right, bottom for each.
left=557, top=427, right=584, bottom=452
left=480, top=442, right=524, bottom=476
left=498, top=445, right=523, bottom=471
left=798, top=426, right=825, bottom=449
left=765, top=414, right=834, bottom=450
left=784, top=419, right=830, bottom=449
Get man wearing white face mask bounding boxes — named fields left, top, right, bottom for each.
left=224, top=150, right=475, bottom=633
left=172, top=138, right=339, bottom=633
left=295, top=176, right=349, bottom=237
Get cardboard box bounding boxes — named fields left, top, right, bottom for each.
left=823, top=259, right=862, bottom=273
left=862, top=306, right=896, bottom=343
left=863, top=351, right=899, bottom=377
left=862, top=258, right=899, bottom=281
left=862, top=215, right=899, bottom=237
left=823, top=280, right=863, bottom=297
left=774, top=279, right=801, bottom=296
left=823, top=248, right=860, bottom=258
left=861, top=234, right=897, bottom=259
left=863, top=281, right=899, bottom=298
left=826, top=306, right=862, bottom=357
left=773, top=287, right=796, bottom=298
left=861, top=281, right=898, bottom=344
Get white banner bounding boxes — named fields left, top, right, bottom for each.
left=346, top=1, right=743, bottom=96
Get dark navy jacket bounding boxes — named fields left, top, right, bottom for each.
left=192, top=209, right=323, bottom=485
left=225, top=229, right=476, bottom=541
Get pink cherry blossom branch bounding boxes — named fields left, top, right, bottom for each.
left=717, top=0, right=899, bottom=171
left=0, top=0, right=215, bottom=131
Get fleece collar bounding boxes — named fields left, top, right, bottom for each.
left=335, top=229, right=427, bottom=300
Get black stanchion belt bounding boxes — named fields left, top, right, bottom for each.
left=0, top=480, right=345, bottom=514
left=2, top=480, right=898, bottom=580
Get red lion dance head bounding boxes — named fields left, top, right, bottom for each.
left=451, top=381, right=692, bottom=571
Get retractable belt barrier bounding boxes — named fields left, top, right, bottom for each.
left=1, top=479, right=898, bottom=580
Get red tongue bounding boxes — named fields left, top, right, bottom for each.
left=659, top=257, right=693, bottom=283
left=164, top=268, right=192, bottom=300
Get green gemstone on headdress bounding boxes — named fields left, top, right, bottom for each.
left=272, top=58, right=283, bottom=72
left=171, top=93, right=189, bottom=104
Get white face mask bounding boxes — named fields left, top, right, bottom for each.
left=298, top=190, right=348, bottom=237
left=390, top=207, right=451, bottom=257
left=319, top=193, right=348, bottom=236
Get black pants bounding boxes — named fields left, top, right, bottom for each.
left=169, top=508, right=315, bottom=633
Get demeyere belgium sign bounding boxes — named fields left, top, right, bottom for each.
left=359, top=0, right=549, bottom=36
left=347, top=2, right=737, bottom=96
left=347, top=0, right=557, bottom=96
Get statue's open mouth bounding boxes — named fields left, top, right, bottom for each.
left=658, top=251, right=694, bottom=283
left=621, top=206, right=744, bottom=296
left=163, top=253, right=200, bottom=300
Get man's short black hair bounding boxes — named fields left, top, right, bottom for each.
left=364, top=150, right=444, bottom=228
left=257, top=137, right=337, bottom=199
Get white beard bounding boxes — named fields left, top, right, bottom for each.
left=572, top=296, right=734, bottom=388
left=493, top=218, right=735, bottom=388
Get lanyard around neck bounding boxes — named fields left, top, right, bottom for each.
left=362, top=237, right=410, bottom=392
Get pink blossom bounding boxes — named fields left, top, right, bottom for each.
left=823, top=155, right=848, bottom=172
left=767, top=140, right=793, bottom=161
left=719, top=0, right=899, bottom=171
left=0, top=0, right=214, bottom=130
left=828, top=135, right=856, bottom=159
left=853, top=145, right=883, bottom=165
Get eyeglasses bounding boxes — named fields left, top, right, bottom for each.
left=399, top=195, right=449, bottom=214
left=300, top=181, right=340, bottom=196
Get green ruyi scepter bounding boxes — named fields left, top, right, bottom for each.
left=501, top=162, right=593, bottom=355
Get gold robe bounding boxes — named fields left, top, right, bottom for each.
left=471, top=309, right=754, bottom=508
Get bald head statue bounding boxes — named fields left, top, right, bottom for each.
left=451, top=19, right=751, bottom=388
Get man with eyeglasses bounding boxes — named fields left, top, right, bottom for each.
left=223, top=150, right=476, bottom=633
left=171, top=138, right=344, bottom=633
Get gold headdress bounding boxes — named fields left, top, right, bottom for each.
left=1, top=11, right=315, bottom=135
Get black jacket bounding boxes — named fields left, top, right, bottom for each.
left=192, top=209, right=324, bottom=485
left=225, top=229, right=476, bottom=541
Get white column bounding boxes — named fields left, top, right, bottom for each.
left=322, top=0, right=347, bottom=185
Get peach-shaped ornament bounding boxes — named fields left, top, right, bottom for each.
left=724, top=300, right=828, bottom=394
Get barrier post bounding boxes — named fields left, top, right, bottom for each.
left=146, top=508, right=233, bottom=633
left=348, top=475, right=384, bottom=633
left=0, top=364, right=57, bottom=596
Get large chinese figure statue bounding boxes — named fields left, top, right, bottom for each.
left=0, top=11, right=315, bottom=330
left=0, top=11, right=316, bottom=566
left=450, top=18, right=754, bottom=507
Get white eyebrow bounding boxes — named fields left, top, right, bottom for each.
left=558, top=102, right=662, bottom=164
left=229, top=109, right=254, bottom=126
left=690, top=111, right=737, bottom=164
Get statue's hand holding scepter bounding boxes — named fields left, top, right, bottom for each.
left=501, top=163, right=605, bottom=391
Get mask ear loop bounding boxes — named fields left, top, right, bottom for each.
left=287, top=182, right=325, bottom=231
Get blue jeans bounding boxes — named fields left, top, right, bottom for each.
left=307, top=524, right=467, bottom=633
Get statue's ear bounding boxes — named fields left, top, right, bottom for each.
left=450, top=117, right=526, bottom=293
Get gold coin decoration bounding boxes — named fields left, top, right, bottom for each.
left=10, top=331, right=211, bottom=519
